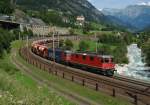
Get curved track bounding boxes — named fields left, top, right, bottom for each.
left=20, top=37, right=150, bottom=105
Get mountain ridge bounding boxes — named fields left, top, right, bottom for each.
left=102, top=5, right=150, bottom=31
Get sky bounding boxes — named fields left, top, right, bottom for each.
left=88, top=0, right=150, bottom=9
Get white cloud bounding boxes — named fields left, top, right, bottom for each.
left=137, top=1, right=150, bottom=6
left=98, top=8, right=102, bottom=11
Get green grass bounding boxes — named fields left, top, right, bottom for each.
left=73, top=40, right=115, bottom=52
left=0, top=40, right=76, bottom=105
left=14, top=41, right=132, bottom=105
left=73, top=40, right=97, bottom=51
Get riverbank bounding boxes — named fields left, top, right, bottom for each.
left=116, top=44, right=150, bottom=82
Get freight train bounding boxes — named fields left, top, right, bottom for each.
left=31, top=40, right=116, bottom=76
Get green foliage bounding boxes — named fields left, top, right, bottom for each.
left=69, top=28, right=75, bottom=35
left=73, top=32, right=134, bottom=63
left=136, top=30, right=150, bottom=65
left=142, top=39, right=150, bottom=66
left=64, top=39, right=73, bottom=50
left=79, top=40, right=90, bottom=51
left=97, top=33, right=132, bottom=63
left=98, top=44, right=110, bottom=55
left=83, top=22, right=91, bottom=34
left=0, top=0, right=14, bottom=14
left=137, top=31, right=150, bottom=47
left=22, top=27, right=33, bottom=37
left=98, top=32, right=133, bottom=45
left=13, top=28, right=33, bottom=39
left=88, top=22, right=103, bottom=31
left=26, top=10, right=75, bottom=27
left=0, top=29, right=16, bottom=58
left=0, top=28, right=25, bottom=58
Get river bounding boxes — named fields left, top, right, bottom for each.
left=116, top=44, right=150, bottom=81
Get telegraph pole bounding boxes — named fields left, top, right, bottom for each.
left=26, top=35, right=29, bottom=60
left=53, top=27, right=55, bottom=62
left=57, top=31, right=59, bottom=48
left=95, top=33, right=98, bottom=53
left=19, top=32, right=21, bottom=41
left=26, top=35, right=29, bottom=48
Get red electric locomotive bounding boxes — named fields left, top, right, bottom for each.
left=62, top=51, right=115, bottom=76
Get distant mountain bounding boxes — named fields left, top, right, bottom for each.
left=102, top=5, right=150, bottom=31
left=106, top=15, right=137, bottom=32
left=16, top=0, right=106, bottom=23
left=102, top=8, right=120, bottom=16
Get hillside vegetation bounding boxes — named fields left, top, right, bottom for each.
left=137, top=29, right=150, bottom=66
left=0, top=29, right=15, bottom=57
left=16, top=0, right=105, bottom=23
left=0, top=0, right=14, bottom=14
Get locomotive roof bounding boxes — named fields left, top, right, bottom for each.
left=47, top=48, right=113, bottom=58
left=74, top=52, right=113, bottom=58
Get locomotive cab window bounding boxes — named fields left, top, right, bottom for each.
left=82, top=55, right=86, bottom=60
left=101, top=58, right=109, bottom=63
left=105, top=58, right=109, bottom=63
left=76, top=54, right=79, bottom=58
left=90, top=56, right=94, bottom=61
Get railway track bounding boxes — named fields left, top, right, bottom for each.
left=19, top=46, right=150, bottom=105
left=19, top=37, right=150, bottom=105
left=114, top=75, right=150, bottom=89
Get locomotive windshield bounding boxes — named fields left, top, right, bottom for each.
left=101, top=57, right=114, bottom=63
left=102, top=58, right=109, bottom=63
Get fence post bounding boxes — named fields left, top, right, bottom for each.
left=134, top=95, right=138, bottom=105
left=96, top=83, right=98, bottom=91
left=55, top=71, right=57, bottom=75
left=72, top=76, right=74, bottom=81
left=112, top=88, right=116, bottom=97
left=63, top=73, right=65, bottom=78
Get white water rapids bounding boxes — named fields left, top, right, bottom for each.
left=116, top=44, right=150, bottom=81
